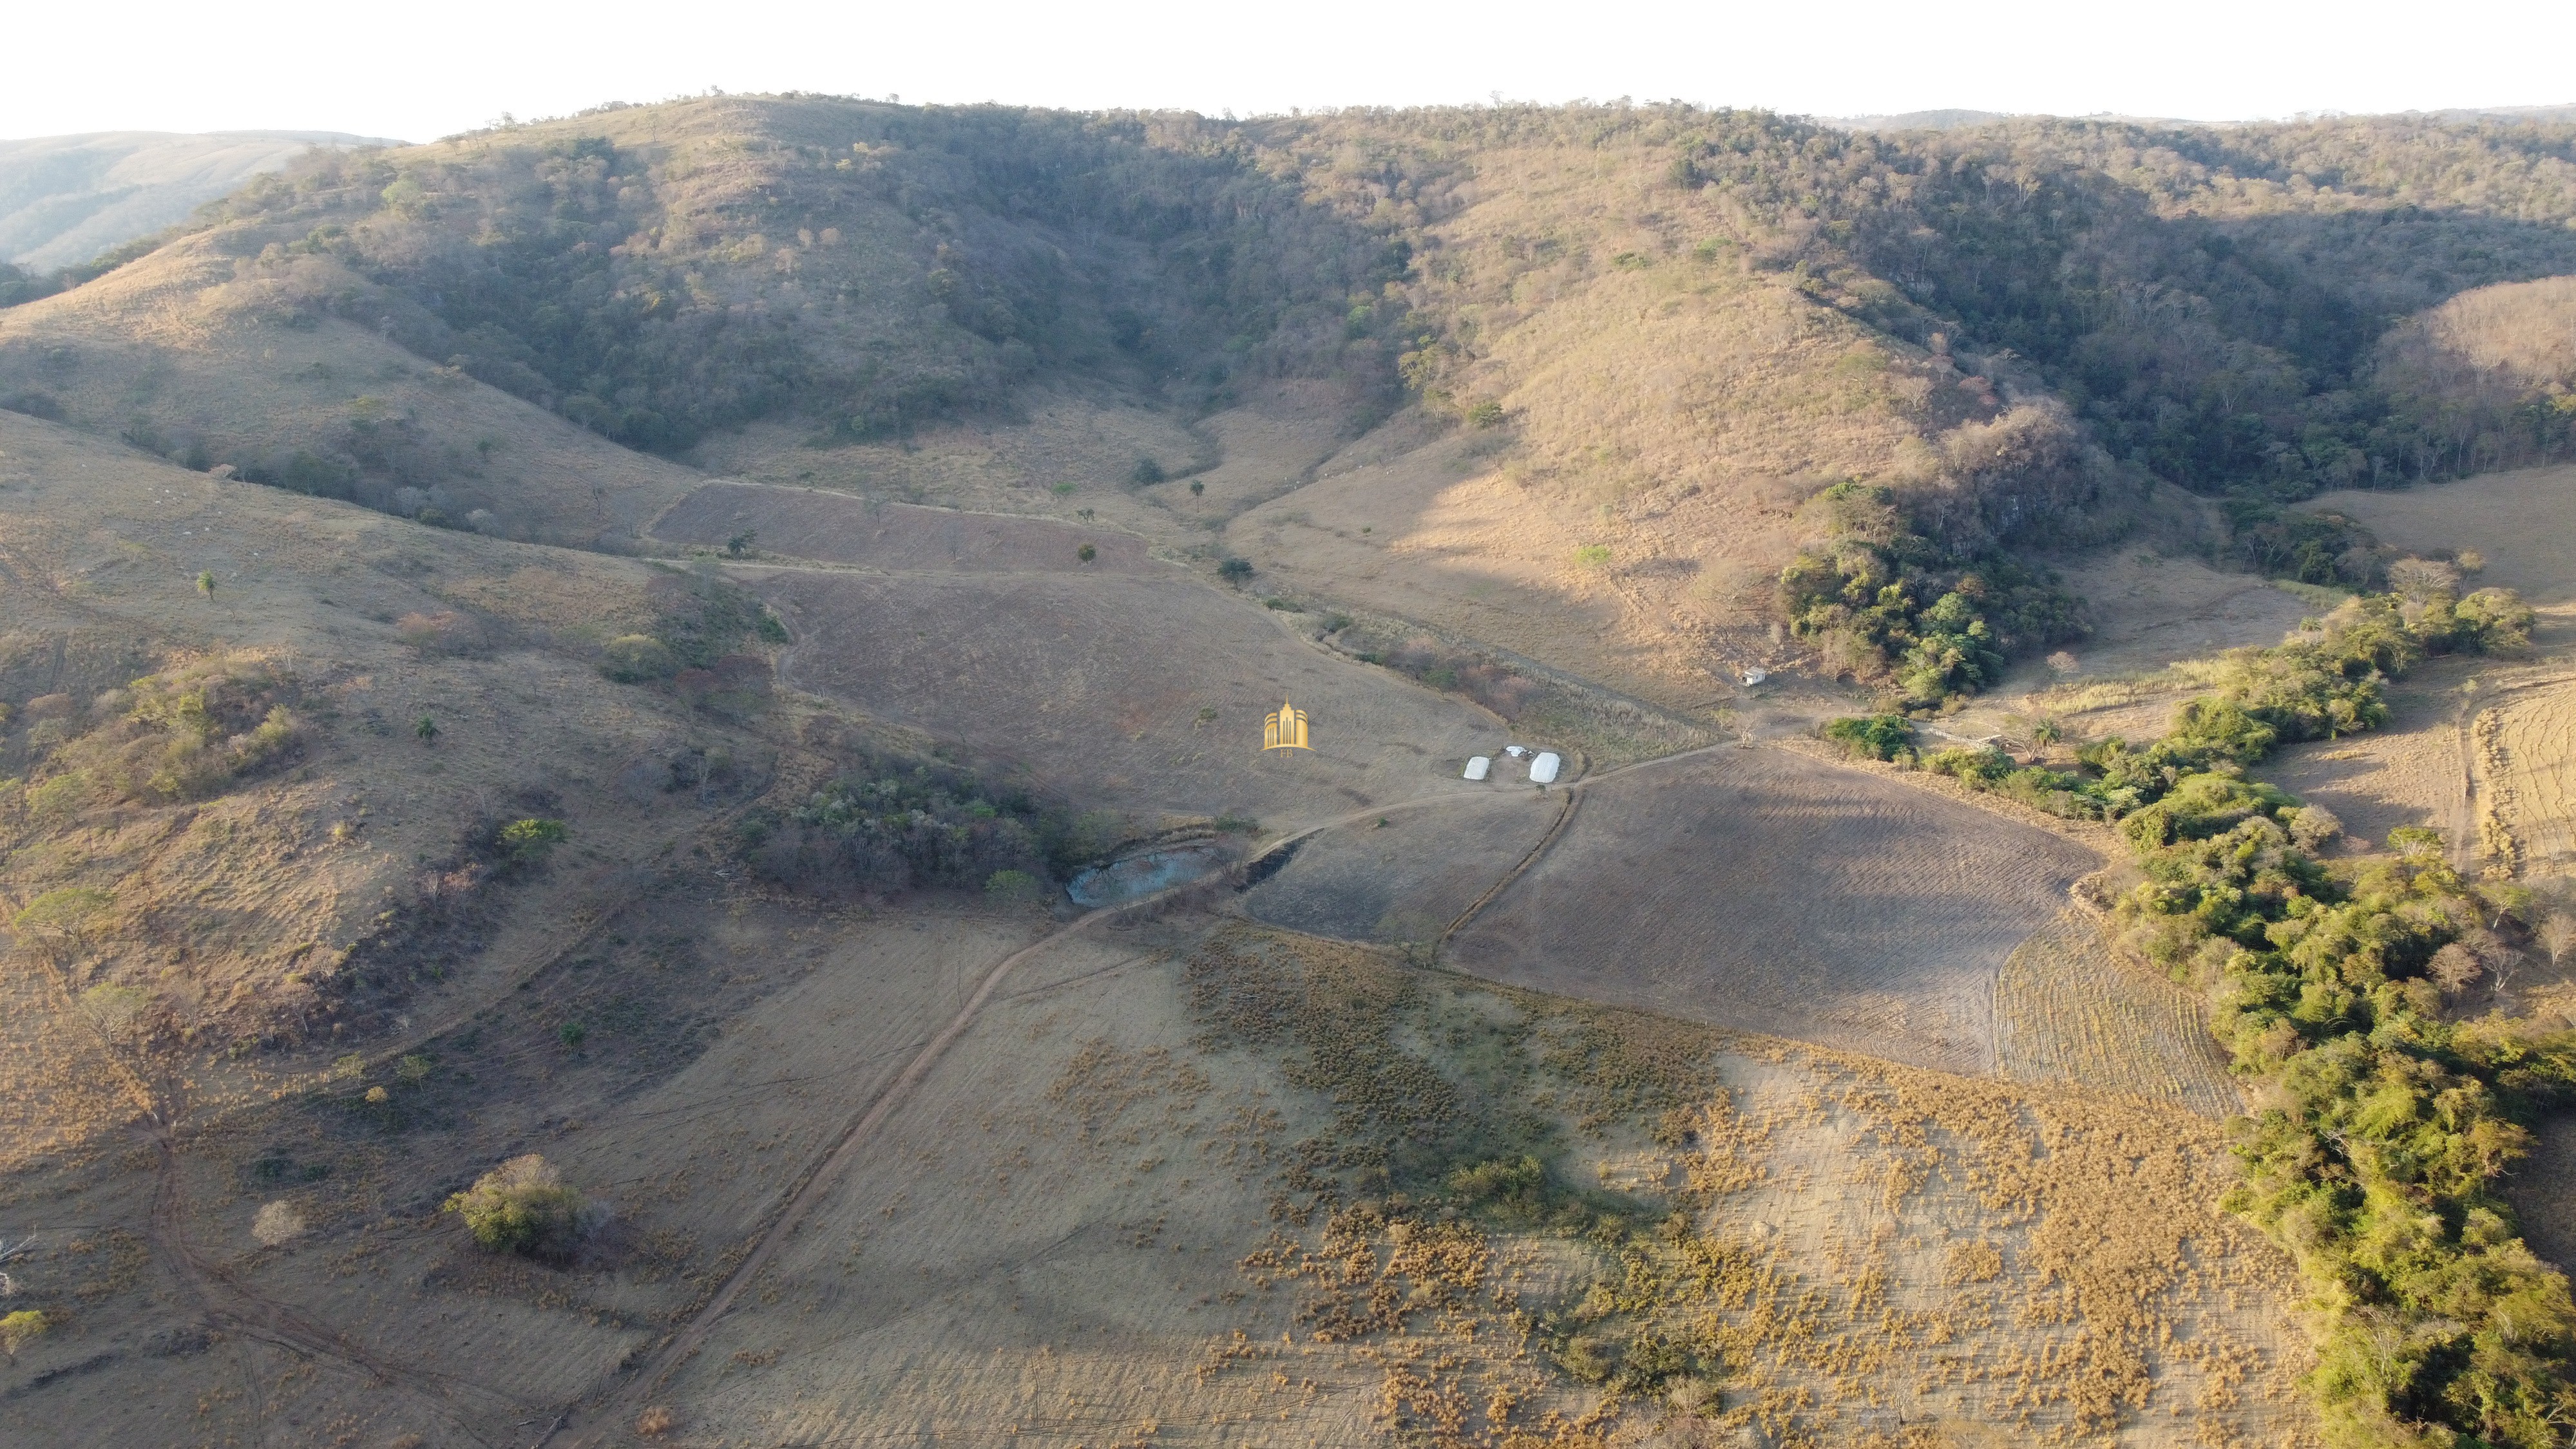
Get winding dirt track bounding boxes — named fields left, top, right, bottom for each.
left=131, top=497, right=2074, bottom=1443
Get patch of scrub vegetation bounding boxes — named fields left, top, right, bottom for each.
left=444, top=1154, right=595, bottom=1259
left=598, top=571, right=786, bottom=683
left=736, top=747, right=1124, bottom=898
left=1190, top=928, right=2308, bottom=1443
left=16, top=652, right=305, bottom=809
left=1779, top=481, right=2086, bottom=709
left=1831, top=580, right=2576, bottom=1447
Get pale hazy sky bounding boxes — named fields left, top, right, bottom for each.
left=8, top=0, right=2572, bottom=142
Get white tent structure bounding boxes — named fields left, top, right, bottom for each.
left=1463, top=756, right=1491, bottom=781
left=1528, top=752, right=1561, bottom=784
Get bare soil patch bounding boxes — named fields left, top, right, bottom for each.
left=1449, top=748, right=2099, bottom=1075
left=759, top=569, right=1501, bottom=830
left=2508, top=1113, right=2576, bottom=1276
left=652, top=481, right=1161, bottom=575
left=1241, top=788, right=1563, bottom=942
left=2258, top=662, right=2476, bottom=857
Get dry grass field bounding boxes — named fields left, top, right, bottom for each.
left=651, top=480, right=1165, bottom=575
left=2256, top=664, right=2476, bottom=858
left=758, top=568, right=1503, bottom=830
left=1447, top=748, right=2100, bottom=1075
left=1993, top=909, right=2240, bottom=1117
left=2307, top=464, right=2576, bottom=616
left=2479, top=677, right=2576, bottom=879
left=0, top=232, right=703, bottom=546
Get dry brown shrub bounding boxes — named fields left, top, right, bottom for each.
left=634, top=1405, right=676, bottom=1437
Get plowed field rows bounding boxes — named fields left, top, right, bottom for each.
left=1241, top=789, right=1563, bottom=942
left=2486, top=679, right=2576, bottom=879
left=1994, top=909, right=2240, bottom=1116
left=1447, top=749, right=2099, bottom=1075
left=654, top=482, right=1160, bottom=574
left=761, top=571, right=1499, bottom=829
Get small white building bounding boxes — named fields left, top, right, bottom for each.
left=1463, top=755, right=1492, bottom=781
left=1528, top=752, right=1562, bottom=784
left=1741, top=667, right=1768, bottom=687
left=1503, top=744, right=1527, bottom=759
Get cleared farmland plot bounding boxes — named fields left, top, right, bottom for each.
left=1447, top=749, right=2099, bottom=1075
left=1995, top=909, right=2241, bottom=1116
left=2307, top=463, right=2576, bottom=610
left=2482, top=677, right=2576, bottom=880
left=1241, top=788, right=1564, bottom=942
left=759, top=570, right=1500, bottom=829
left=653, top=480, right=1162, bottom=574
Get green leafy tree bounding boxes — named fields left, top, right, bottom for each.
left=444, top=1155, right=590, bottom=1258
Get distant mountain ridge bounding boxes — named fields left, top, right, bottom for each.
left=0, top=129, right=398, bottom=268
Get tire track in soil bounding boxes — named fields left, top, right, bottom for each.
left=548, top=902, right=1142, bottom=1446
left=148, top=1130, right=537, bottom=1448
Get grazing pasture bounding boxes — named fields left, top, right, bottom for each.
left=653, top=482, right=1161, bottom=574
left=758, top=570, right=1500, bottom=830
left=1447, top=748, right=2099, bottom=1075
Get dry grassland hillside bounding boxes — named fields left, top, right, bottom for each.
left=0, top=233, right=703, bottom=545
left=21, top=93, right=2576, bottom=1449
left=0, top=398, right=2334, bottom=1448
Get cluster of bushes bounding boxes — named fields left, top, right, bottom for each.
left=1827, top=579, right=2576, bottom=1444
left=1779, top=482, right=2084, bottom=709
left=598, top=574, right=788, bottom=688
left=17, top=657, right=305, bottom=811
left=736, top=750, right=1120, bottom=898
left=1848, top=588, right=2532, bottom=826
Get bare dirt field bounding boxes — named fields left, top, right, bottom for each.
left=651, top=481, right=1164, bottom=575
left=2307, top=464, right=2576, bottom=612
left=2001, top=550, right=2313, bottom=693
left=1994, top=909, right=2241, bottom=1117
left=1447, top=748, right=2101, bottom=1075
left=1241, top=787, right=1564, bottom=943
left=2509, top=1114, right=2576, bottom=1275
left=2481, top=676, right=2576, bottom=878
left=2258, top=663, right=2476, bottom=857
left=759, top=569, right=1503, bottom=830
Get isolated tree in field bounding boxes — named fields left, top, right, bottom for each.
left=195, top=570, right=215, bottom=600
left=1189, top=480, right=1205, bottom=497
left=1076, top=543, right=1096, bottom=564
left=1218, top=557, right=1253, bottom=585
left=0, top=1309, right=47, bottom=1357
left=726, top=530, right=756, bottom=557
left=1130, top=457, right=1165, bottom=485
left=444, top=1155, right=590, bottom=1258
left=414, top=714, right=439, bottom=745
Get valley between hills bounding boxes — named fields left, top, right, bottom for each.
left=2, top=96, right=2575, bottom=1449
